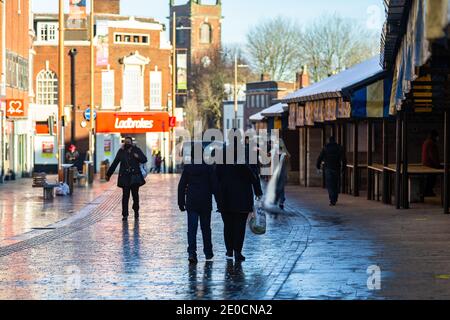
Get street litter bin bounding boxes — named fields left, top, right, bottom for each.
left=83, top=161, right=94, bottom=185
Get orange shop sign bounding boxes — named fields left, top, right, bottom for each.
left=6, top=99, right=27, bottom=118
left=96, top=112, right=170, bottom=134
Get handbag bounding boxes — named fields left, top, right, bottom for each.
left=125, top=150, right=145, bottom=187
left=140, top=163, right=148, bottom=179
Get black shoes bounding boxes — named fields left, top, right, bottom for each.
left=122, top=216, right=128, bottom=222
left=134, top=212, right=140, bottom=220
left=226, top=251, right=234, bottom=260
left=188, top=254, right=198, bottom=264
left=205, top=254, right=214, bottom=262
left=279, top=204, right=285, bottom=210
left=235, top=252, right=246, bottom=262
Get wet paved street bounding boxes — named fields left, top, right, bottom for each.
left=1, top=174, right=450, bottom=299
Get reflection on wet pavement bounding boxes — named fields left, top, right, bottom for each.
left=0, top=175, right=385, bottom=300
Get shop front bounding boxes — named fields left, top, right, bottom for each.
left=95, top=111, right=170, bottom=173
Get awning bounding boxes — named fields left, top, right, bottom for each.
left=260, top=103, right=288, bottom=117
left=344, top=74, right=393, bottom=119
left=282, top=56, right=383, bottom=104
left=249, top=112, right=265, bottom=122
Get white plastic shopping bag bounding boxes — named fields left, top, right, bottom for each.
left=249, top=198, right=267, bottom=235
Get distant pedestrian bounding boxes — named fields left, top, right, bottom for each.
left=316, top=136, right=347, bottom=206
left=422, top=130, right=443, bottom=197
left=106, top=137, right=148, bottom=221
left=155, top=152, right=163, bottom=174
left=65, top=144, right=81, bottom=171
left=217, top=135, right=263, bottom=262
left=178, top=145, right=222, bottom=264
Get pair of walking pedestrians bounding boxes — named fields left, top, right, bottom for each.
left=178, top=142, right=263, bottom=264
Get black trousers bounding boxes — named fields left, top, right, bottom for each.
left=221, top=212, right=249, bottom=254
left=325, top=169, right=340, bottom=204
left=122, top=185, right=140, bottom=217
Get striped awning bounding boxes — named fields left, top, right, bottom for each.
left=351, top=77, right=393, bottom=118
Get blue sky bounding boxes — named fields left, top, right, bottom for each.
left=33, top=0, right=385, bottom=44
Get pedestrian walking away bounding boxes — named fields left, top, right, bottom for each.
left=106, top=137, right=148, bottom=221
left=178, top=149, right=222, bottom=264
left=316, top=136, right=347, bottom=206
left=217, top=135, right=263, bottom=262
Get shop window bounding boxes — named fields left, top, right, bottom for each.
left=114, top=33, right=150, bottom=45
left=36, top=69, right=58, bottom=105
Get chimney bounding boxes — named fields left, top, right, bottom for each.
left=296, top=65, right=310, bottom=89
left=94, top=0, right=120, bottom=15
left=261, top=73, right=270, bottom=82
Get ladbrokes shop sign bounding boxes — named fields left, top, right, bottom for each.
left=96, top=112, right=170, bottom=134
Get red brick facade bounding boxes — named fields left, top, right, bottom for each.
left=33, top=13, right=172, bottom=153
left=95, top=0, right=120, bottom=15
left=170, top=0, right=222, bottom=76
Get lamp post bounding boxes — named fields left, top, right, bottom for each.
left=169, top=12, right=191, bottom=173
left=58, top=0, right=65, bottom=180
left=89, top=0, right=96, bottom=165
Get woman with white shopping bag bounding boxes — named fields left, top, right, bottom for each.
left=216, top=134, right=263, bottom=262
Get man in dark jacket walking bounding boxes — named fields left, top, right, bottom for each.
left=316, top=136, right=347, bottom=206
left=216, top=137, right=263, bottom=262
left=106, top=137, right=148, bottom=221
left=178, top=149, right=222, bottom=264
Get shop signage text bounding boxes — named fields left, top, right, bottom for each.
left=96, top=112, right=170, bottom=134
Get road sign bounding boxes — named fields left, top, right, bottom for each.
left=84, top=108, right=97, bottom=121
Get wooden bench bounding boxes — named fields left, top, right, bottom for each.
left=32, top=173, right=47, bottom=188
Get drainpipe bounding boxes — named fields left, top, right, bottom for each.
left=68, top=48, right=78, bottom=145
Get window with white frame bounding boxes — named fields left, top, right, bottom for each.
left=36, top=69, right=58, bottom=105
left=123, top=65, right=144, bottom=110
left=150, top=70, right=162, bottom=109
left=37, top=22, right=58, bottom=43
left=101, top=70, right=115, bottom=109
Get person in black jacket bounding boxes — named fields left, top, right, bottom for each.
left=216, top=136, right=263, bottom=262
left=316, top=136, right=347, bottom=206
left=106, top=137, right=148, bottom=221
left=178, top=153, right=222, bottom=264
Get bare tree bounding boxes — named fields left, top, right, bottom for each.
left=299, top=14, right=379, bottom=82
left=246, top=17, right=303, bottom=81
left=245, top=14, right=379, bottom=83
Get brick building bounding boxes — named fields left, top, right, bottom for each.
left=33, top=0, right=173, bottom=172
left=0, top=0, right=34, bottom=182
left=244, top=74, right=297, bottom=130
left=169, top=0, right=222, bottom=107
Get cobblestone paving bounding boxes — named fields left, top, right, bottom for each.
left=1, top=175, right=449, bottom=299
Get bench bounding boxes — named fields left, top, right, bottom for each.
left=32, top=173, right=47, bottom=188
left=43, top=183, right=60, bottom=200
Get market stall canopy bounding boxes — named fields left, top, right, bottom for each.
left=282, top=56, right=383, bottom=104
left=249, top=112, right=265, bottom=122
left=260, top=103, right=289, bottom=117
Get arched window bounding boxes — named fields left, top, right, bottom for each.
left=36, top=69, right=58, bottom=105
left=200, top=23, right=212, bottom=44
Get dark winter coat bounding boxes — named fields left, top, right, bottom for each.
left=216, top=162, right=263, bottom=214
left=107, top=146, right=148, bottom=188
left=316, top=142, right=347, bottom=172
left=178, top=164, right=222, bottom=214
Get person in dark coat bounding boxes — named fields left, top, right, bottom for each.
left=422, top=130, right=443, bottom=197
left=106, top=137, right=148, bottom=221
left=178, top=154, right=222, bottom=264
left=216, top=136, right=263, bottom=262
left=316, top=136, right=347, bottom=206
